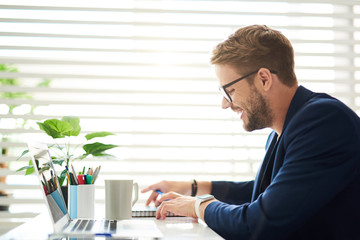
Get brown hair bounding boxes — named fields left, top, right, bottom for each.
left=211, top=25, right=297, bottom=86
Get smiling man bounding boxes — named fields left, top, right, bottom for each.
left=217, top=67, right=279, bottom=133
left=142, top=25, right=360, bottom=240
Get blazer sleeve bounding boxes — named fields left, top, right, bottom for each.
left=204, top=99, right=360, bottom=240
left=210, top=130, right=275, bottom=205
left=211, top=180, right=254, bottom=205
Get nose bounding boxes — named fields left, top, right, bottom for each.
left=221, top=97, right=231, bottom=109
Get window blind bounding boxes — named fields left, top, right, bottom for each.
left=0, top=0, right=359, bottom=234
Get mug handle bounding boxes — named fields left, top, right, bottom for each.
left=132, top=182, right=139, bottom=207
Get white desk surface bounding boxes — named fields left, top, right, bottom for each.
left=0, top=212, right=223, bottom=240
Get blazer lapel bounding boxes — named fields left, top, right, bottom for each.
left=251, top=86, right=314, bottom=201
left=252, top=132, right=278, bottom=200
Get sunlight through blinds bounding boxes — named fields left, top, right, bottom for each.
left=0, top=0, right=359, bottom=230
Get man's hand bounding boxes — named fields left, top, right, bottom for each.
left=141, top=180, right=191, bottom=206
left=155, top=192, right=197, bottom=219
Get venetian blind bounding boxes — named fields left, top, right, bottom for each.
left=0, top=0, right=359, bottom=233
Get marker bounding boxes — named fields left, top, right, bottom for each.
left=85, top=175, right=93, bottom=184
left=77, top=174, right=86, bottom=184
left=42, top=184, right=49, bottom=195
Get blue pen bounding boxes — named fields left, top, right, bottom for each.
left=155, top=190, right=171, bottom=201
left=95, top=233, right=112, bottom=237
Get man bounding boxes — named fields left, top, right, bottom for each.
left=141, top=25, right=360, bottom=239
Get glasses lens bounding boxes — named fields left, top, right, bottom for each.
left=219, top=86, right=231, bottom=103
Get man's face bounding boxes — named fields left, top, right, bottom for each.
left=216, top=64, right=273, bottom=132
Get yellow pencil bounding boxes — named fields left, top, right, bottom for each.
left=66, top=172, right=71, bottom=185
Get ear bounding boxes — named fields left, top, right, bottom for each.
left=257, top=68, right=273, bottom=91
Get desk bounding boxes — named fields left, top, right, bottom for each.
left=0, top=212, right=223, bottom=240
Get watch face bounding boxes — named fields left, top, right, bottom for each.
left=198, top=194, right=213, bottom=200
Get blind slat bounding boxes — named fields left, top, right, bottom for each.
left=0, top=4, right=357, bottom=15
left=2, top=32, right=360, bottom=45
left=1, top=18, right=360, bottom=32
left=0, top=72, right=212, bottom=80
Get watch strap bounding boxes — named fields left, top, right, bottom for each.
left=195, top=194, right=214, bottom=218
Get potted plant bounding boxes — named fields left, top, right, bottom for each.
left=17, top=116, right=118, bottom=205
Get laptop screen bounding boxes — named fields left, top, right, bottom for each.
left=27, top=142, right=69, bottom=224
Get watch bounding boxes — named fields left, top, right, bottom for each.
left=195, top=194, right=214, bottom=218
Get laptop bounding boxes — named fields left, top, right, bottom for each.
left=27, top=141, right=163, bottom=239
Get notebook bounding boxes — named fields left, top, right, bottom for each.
left=27, top=141, right=163, bottom=239
left=132, top=206, right=182, bottom=218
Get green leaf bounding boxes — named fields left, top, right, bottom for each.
left=16, top=160, right=35, bottom=175
left=38, top=79, right=51, bottom=87
left=52, top=159, right=65, bottom=166
left=16, top=164, right=33, bottom=173
left=48, top=143, right=57, bottom=148
left=85, top=131, right=114, bottom=141
left=37, top=119, right=73, bottom=139
left=25, top=160, right=35, bottom=175
left=38, top=165, right=50, bottom=175
left=82, top=142, right=118, bottom=157
left=62, top=116, right=81, bottom=136
left=45, top=119, right=73, bottom=135
left=37, top=122, right=64, bottom=139
left=25, top=167, right=34, bottom=175
left=76, top=153, right=89, bottom=160
left=59, top=169, right=68, bottom=187
left=91, top=153, right=113, bottom=157
left=49, top=144, right=65, bottom=152
left=16, top=149, right=29, bottom=160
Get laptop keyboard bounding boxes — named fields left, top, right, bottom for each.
left=68, top=219, right=117, bottom=233
left=103, top=219, right=109, bottom=231
left=70, top=219, right=82, bottom=232
left=85, top=220, right=95, bottom=231
left=60, top=218, right=162, bottom=239
left=77, top=219, right=89, bottom=231
left=109, top=220, right=117, bottom=233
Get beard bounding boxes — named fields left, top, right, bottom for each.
left=242, top=86, right=273, bottom=132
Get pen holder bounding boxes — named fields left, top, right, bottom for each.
left=69, top=184, right=95, bottom=219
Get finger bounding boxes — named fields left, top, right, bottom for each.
left=154, top=199, right=161, bottom=207
left=156, top=203, right=164, bottom=219
left=154, top=193, right=170, bottom=207
left=158, top=192, right=180, bottom=202
left=145, top=191, right=159, bottom=206
left=141, top=184, right=157, bottom=193
left=158, top=201, right=172, bottom=220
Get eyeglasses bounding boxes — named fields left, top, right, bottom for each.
left=219, top=69, right=277, bottom=103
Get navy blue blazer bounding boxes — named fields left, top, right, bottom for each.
left=206, top=86, right=360, bottom=240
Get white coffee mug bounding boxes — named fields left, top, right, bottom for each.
left=105, top=179, right=138, bottom=220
